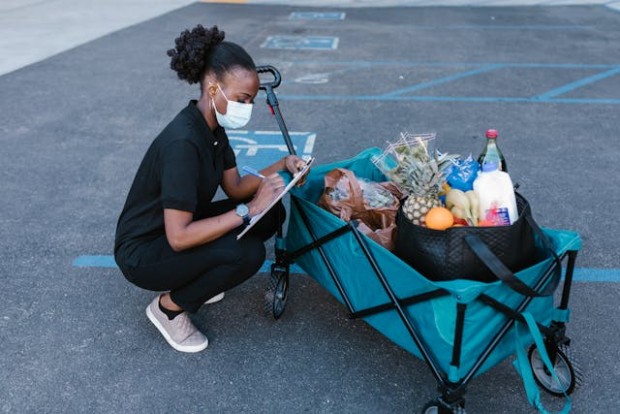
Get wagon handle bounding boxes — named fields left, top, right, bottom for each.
left=257, top=65, right=282, bottom=90
left=255, top=65, right=296, bottom=156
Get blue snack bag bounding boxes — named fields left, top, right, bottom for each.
left=447, top=155, right=479, bottom=191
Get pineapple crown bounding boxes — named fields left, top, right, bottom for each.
left=385, top=147, right=458, bottom=198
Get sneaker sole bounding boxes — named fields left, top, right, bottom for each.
left=146, top=305, right=208, bottom=353
left=205, top=292, right=225, bottom=305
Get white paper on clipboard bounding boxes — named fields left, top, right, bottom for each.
left=237, top=157, right=315, bottom=240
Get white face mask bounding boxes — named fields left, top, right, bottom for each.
left=212, top=84, right=253, bottom=129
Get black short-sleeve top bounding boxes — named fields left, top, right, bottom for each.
left=114, top=100, right=236, bottom=264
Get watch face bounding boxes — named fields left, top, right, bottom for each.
left=236, top=204, right=249, bottom=216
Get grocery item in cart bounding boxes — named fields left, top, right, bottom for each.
left=447, top=154, right=479, bottom=192
left=317, top=168, right=402, bottom=250
left=473, top=161, right=518, bottom=226
left=373, top=132, right=458, bottom=226
left=478, top=128, right=507, bottom=171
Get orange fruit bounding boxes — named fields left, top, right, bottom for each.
left=424, top=207, right=454, bottom=230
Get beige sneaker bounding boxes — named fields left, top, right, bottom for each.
left=205, top=292, right=225, bottom=305
left=146, top=295, right=209, bottom=353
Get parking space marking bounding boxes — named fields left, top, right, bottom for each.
left=228, top=130, right=316, bottom=171
left=289, top=12, right=346, bottom=20
left=281, top=95, right=620, bottom=104
left=74, top=255, right=116, bottom=268
left=407, top=24, right=591, bottom=30
left=200, top=0, right=247, bottom=3
left=381, top=64, right=502, bottom=97
left=261, top=36, right=339, bottom=50
left=73, top=255, right=620, bottom=282
left=294, top=65, right=365, bottom=84
left=573, top=268, right=620, bottom=282
left=535, top=66, right=620, bottom=100
left=278, top=61, right=620, bottom=104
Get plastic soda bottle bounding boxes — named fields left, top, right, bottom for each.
left=473, top=161, right=518, bottom=226
left=477, top=129, right=507, bottom=172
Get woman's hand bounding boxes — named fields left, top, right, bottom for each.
left=284, top=155, right=310, bottom=186
left=247, top=173, right=286, bottom=217
left=284, top=155, right=307, bottom=175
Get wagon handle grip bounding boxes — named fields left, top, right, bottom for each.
left=257, top=65, right=281, bottom=90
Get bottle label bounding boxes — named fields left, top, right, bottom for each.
left=483, top=203, right=511, bottom=226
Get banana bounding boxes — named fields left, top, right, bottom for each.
left=446, top=189, right=473, bottom=225
left=465, top=190, right=479, bottom=225
left=445, top=189, right=470, bottom=212
left=446, top=189, right=482, bottom=225
left=450, top=206, right=468, bottom=220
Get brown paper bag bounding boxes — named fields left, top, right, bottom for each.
left=318, top=168, right=401, bottom=251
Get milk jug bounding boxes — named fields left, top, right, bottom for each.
left=473, top=161, right=518, bottom=226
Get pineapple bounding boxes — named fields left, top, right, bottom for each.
left=385, top=140, right=457, bottom=226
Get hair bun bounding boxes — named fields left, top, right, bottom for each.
left=167, top=24, right=226, bottom=84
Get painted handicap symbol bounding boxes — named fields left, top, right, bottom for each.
left=229, top=136, right=291, bottom=157
left=261, top=36, right=339, bottom=50
left=228, top=131, right=316, bottom=172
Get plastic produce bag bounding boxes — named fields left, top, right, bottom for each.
left=318, top=168, right=402, bottom=251
left=447, top=155, right=479, bottom=192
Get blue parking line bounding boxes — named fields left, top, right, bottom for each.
left=407, top=25, right=591, bottom=31
left=73, top=255, right=619, bottom=283
left=573, top=268, right=620, bottom=282
left=535, top=66, right=620, bottom=100
left=275, top=60, right=620, bottom=104
left=291, top=60, right=616, bottom=70
left=289, top=12, right=345, bottom=21
left=71, top=255, right=308, bottom=274
left=544, top=97, right=620, bottom=104
left=380, top=65, right=502, bottom=97
left=73, top=255, right=117, bottom=268
left=279, top=95, right=620, bottom=104
left=280, top=95, right=529, bottom=102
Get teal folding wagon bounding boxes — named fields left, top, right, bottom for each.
left=256, top=66, right=581, bottom=414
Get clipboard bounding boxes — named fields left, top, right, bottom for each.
left=237, top=157, right=315, bottom=240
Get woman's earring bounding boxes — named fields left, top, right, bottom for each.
left=208, top=84, right=218, bottom=98
left=207, top=85, right=217, bottom=110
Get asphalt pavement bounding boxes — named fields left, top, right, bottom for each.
left=1, top=1, right=619, bottom=413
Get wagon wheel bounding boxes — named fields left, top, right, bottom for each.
left=422, top=400, right=466, bottom=414
left=528, top=344, right=583, bottom=396
left=264, top=265, right=289, bottom=320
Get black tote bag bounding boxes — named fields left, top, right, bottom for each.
left=395, top=193, right=546, bottom=284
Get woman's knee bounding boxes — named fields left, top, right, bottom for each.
left=236, top=236, right=266, bottom=274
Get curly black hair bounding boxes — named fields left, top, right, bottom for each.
left=167, top=24, right=255, bottom=85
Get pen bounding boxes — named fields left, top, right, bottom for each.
left=242, top=166, right=265, bottom=179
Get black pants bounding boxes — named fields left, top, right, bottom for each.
left=117, top=199, right=285, bottom=313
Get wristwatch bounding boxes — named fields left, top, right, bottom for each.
left=235, top=203, right=251, bottom=226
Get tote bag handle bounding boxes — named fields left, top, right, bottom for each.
left=464, top=215, right=562, bottom=297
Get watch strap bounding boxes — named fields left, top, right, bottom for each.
left=242, top=214, right=251, bottom=226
